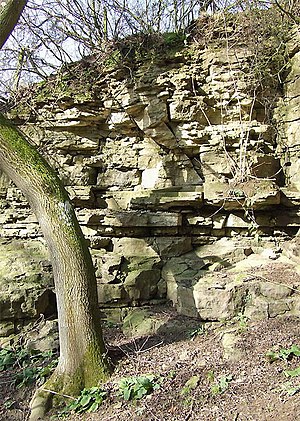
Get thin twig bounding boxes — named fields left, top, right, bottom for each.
left=136, top=340, right=164, bottom=354
left=41, top=388, right=75, bottom=400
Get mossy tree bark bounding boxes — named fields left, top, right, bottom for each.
left=0, top=115, right=110, bottom=417
left=0, top=0, right=27, bottom=49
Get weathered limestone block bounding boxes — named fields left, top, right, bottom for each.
left=162, top=235, right=298, bottom=319
left=267, top=300, right=292, bottom=318
left=131, top=188, right=203, bottom=210
left=167, top=153, right=203, bottom=186
left=244, top=295, right=271, bottom=320
left=66, top=186, right=95, bottom=207
left=47, top=131, right=99, bottom=153
left=138, top=148, right=203, bottom=189
left=187, top=215, right=212, bottom=227
left=259, top=282, right=293, bottom=300
left=95, top=247, right=162, bottom=305
left=0, top=240, right=55, bottom=330
left=222, top=331, right=245, bottom=361
left=168, top=98, right=209, bottom=123
left=281, top=96, right=299, bottom=126
left=97, top=283, right=127, bottom=305
left=174, top=122, right=208, bottom=145
left=162, top=252, right=207, bottom=307
left=165, top=243, right=300, bottom=321
left=282, top=237, right=300, bottom=263
left=42, top=106, right=110, bottom=127
left=283, top=49, right=300, bottom=98
left=97, top=169, right=140, bottom=188
left=100, top=210, right=182, bottom=228
left=169, top=69, right=195, bottom=93
left=244, top=294, right=294, bottom=320
left=145, top=123, right=178, bottom=149
left=275, top=44, right=300, bottom=193
left=121, top=97, right=146, bottom=116
left=93, top=252, right=124, bottom=283
left=175, top=282, right=199, bottom=318
left=124, top=268, right=161, bottom=302
left=200, top=151, right=232, bottom=182
left=135, top=97, right=168, bottom=130
left=124, top=257, right=163, bottom=303
left=108, top=111, right=132, bottom=129
left=122, top=308, right=167, bottom=338
left=141, top=163, right=168, bottom=189
left=225, top=214, right=250, bottom=228
left=154, top=237, right=193, bottom=258
left=137, top=138, right=162, bottom=168
left=204, top=180, right=280, bottom=209
left=112, top=237, right=159, bottom=257
left=195, top=237, right=250, bottom=264
left=281, top=146, right=300, bottom=190
left=98, top=137, right=140, bottom=169
left=193, top=278, right=246, bottom=320
left=24, top=320, right=59, bottom=352
left=59, top=155, right=97, bottom=185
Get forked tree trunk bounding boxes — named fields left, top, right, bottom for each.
left=0, top=115, right=110, bottom=418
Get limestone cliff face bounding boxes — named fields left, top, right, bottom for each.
left=1, top=36, right=300, bottom=329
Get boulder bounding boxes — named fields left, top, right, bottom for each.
left=0, top=239, right=56, bottom=336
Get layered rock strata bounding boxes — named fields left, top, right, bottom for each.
left=1, top=36, right=300, bottom=332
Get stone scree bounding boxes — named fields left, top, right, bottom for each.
left=1, top=36, right=300, bottom=335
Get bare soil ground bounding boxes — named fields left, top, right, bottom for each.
left=1, top=308, right=300, bottom=421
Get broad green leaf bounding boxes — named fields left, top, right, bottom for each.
left=136, top=387, right=147, bottom=398
left=284, top=366, right=300, bottom=378
left=290, top=345, right=300, bottom=357
left=287, top=385, right=300, bottom=396
left=266, top=351, right=278, bottom=363
left=79, top=395, right=92, bottom=407
left=123, top=387, right=132, bottom=401
left=87, top=402, right=99, bottom=412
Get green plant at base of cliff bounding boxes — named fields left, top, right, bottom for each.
left=210, top=374, right=233, bottom=396
left=0, top=345, right=57, bottom=388
left=0, top=346, right=53, bottom=370
left=180, top=375, right=200, bottom=396
left=235, top=313, right=249, bottom=332
left=15, top=366, right=38, bottom=388
left=284, top=366, right=300, bottom=378
left=266, top=344, right=300, bottom=363
left=281, top=382, right=300, bottom=396
left=66, top=387, right=107, bottom=414
left=118, top=374, right=160, bottom=401
left=188, top=325, right=207, bottom=340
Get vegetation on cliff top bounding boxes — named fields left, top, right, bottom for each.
left=5, top=3, right=296, bottom=113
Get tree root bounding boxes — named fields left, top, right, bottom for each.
left=29, top=389, right=52, bottom=421
left=28, top=349, right=111, bottom=420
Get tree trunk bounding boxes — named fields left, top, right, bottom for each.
left=0, top=114, right=110, bottom=418
left=0, top=0, right=27, bottom=49
left=0, top=1, right=110, bottom=418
